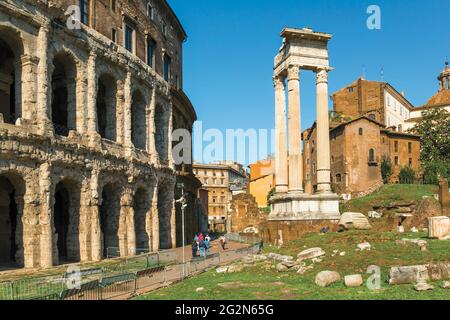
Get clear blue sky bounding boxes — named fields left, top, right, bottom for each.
left=168, top=0, right=450, bottom=164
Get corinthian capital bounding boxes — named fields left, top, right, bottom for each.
left=288, top=65, right=300, bottom=81
left=316, top=69, right=328, bottom=84
left=273, top=75, right=285, bottom=90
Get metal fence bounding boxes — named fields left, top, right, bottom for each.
left=0, top=238, right=262, bottom=301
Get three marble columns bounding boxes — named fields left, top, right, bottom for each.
left=274, top=67, right=332, bottom=195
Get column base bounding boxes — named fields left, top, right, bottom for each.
left=269, top=192, right=341, bottom=221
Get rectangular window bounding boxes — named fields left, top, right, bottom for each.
left=111, top=0, right=116, bottom=12
left=395, top=156, right=399, bottom=166
left=111, top=28, right=117, bottom=43
left=147, top=3, right=154, bottom=19
left=124, top=24, right=134, bottom=53
left=162, top=23, right=167, bottom=36
left=408, top=142, right=412, bottom=154
left=394, top=141, right=398, bottom=153
left=80, top=0, right=89, bottom=25
left=409, top=158, right=413, bottom=167
left=147, top=37, right=156, bottom=67
left=163, top=54, right=171, bottom=81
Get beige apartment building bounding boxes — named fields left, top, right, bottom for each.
left=193, top=161, right=248, bottom=232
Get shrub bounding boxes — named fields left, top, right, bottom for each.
left=381, top=155, right=392, bottom=184
left=399, top=166, right=416, bottom=184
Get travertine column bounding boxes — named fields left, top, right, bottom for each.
left=167, top=102, right=175, bottom=169
left=170, top=198, right=176, bottom=249
left=123, top=71, right=132, bottom=147
left=119, top=188, right=134, bottom=256
left=287, top=65, right=304, bottom=193
left=36, top=24, right=53, bottom=133
left=149, top=88, right=158, bottom=163
left=17, top=55, right=39, bottom=121
left=274, top=75, right=288, bottom=193
left=151, top=184, right=159, bottom=251
left=39, top=163, right=54, bottom=268
left=86, top=52, right=98, bottom=133
left=315, top=69, right=332, bottom=193
left=90, top=168, right=102, bottom=261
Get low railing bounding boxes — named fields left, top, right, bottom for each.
left=0, top=239, right=262, bottom=301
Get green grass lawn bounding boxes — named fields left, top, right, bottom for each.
left=136, top=230, right=450, bottom=300
left=341, top=184, right=438, bottom=214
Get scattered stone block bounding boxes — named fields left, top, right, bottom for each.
left=442, top=281, right=450, bottom=289
left=216, top=266, right=229, bottom=274
left=276, top=263, right=289, bottom=272
left=339, top=251, right=346, bottom=256
left=414, top=283, right=434, bottom=291
left=428, top=216, right=450, bottom=240
left=297, top=265, right=314, bottom=275
left=396, top=238, right=428, bottom=251
left=344, top=274, right=363, bottom=287
left=339, top=212, right=372, bottom=230
left=227, top=265, right=244, bottom=273
left=410, top=227, right=419, bottom=233
left=297, top=247, right=326, bottom=261
left=315, top=271, right=341, bottom=287
left=196, top=287, right=205, bottom=292
left=368, top=211, right=383, bottom=219
left=357, top=242, right=371, bottom=251
left=388, top=263, right=450, bottom=285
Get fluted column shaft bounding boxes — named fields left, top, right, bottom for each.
left=274, top=76, right=288, bottom=193
left=287, top=65, right=303, bottom=193
left=315, top=69, right=332, bottom=193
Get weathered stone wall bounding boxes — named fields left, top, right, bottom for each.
left=230, top=193, right=267, bottom=233
left=0, top=0, right=197, bottom=269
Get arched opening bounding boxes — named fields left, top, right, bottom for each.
left=100, top=183, right=121, bottom=258
left=134, top=188, right=151, bottom=252
left=0, top=173, right=25, bottom=269
left=97, top=74, right=117, bottom=141
left=158, top=183, right=173, bottom=250
left=155, top=104, right=168, bottom=162
left=131, top=90, right=147, bottom=150
left=0, top=32, right=22, bottom=125
left=51, top=52, right=77, bottom=136
left=53, top=180, right=81, bottom=263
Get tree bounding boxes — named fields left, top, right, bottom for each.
left=381, top=155, right=392, bottom=184
left=410, top=108, right=450, bottom=184
left=267, top=188, right=276, bottom=205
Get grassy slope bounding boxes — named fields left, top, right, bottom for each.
left=136, top=230, right=450, bottom=300
left=340, top=184, right=438, bottom=214
left=137, top=185, right=448, bottom=300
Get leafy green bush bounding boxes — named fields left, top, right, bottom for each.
left=399, top=166, right=416, bottom=184
left=381, top=155, right=392, bottom=184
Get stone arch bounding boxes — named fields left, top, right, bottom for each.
left=0, top=171, right=25, bottom=269
left=131, top=89, right=147, bottom=150
left=155, top=103, right=168, bottom=162
left=99, top=181, right=122, bottom=258
left=51, top=50, right=79, bottom=136
left=0, top=26, right=24, bottom=125
left=133, top=185, right=153, bottom=252
left=157, top=179, right=174, bottom=250
left=53, top=177, right=81, bottom=264
left=97, top=73, right=117, bottom=141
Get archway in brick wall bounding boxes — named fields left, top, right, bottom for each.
left=100, top=183, right=121, bottom=258
left=131, top=90, right=147, bottom=150
left=51, top=52, right=77, bottom=136
left=155, top=104, right=168, bottom=162
left=97, top=74, right=117, bottom=141
left=134, top=188, right=152, bottom=252
left=158, top=183, right=173, bottom=250
left=0, top=174, right=24, bottom=269
left=54, top=180, right=81, bottom=263
left=0, top=29, right=23, bottom=125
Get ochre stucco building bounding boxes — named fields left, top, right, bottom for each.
left=248, top=157, right=275, bottom=208
left=0, top=0, right=202, bottom=269
left=303, top=117, right=421, bottom=198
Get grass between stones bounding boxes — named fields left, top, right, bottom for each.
left=135, top=230, right=450, bottom=300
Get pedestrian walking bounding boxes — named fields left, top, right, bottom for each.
left=219, top=236, right=227, bottom=251
left=204, top=237, right=211, bottom=256
left=199, top=239, right=206, bottom=257
left=192, top=238, right=198, bottom=258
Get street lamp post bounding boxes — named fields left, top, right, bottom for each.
left=176, top=183, right=187, bottom=278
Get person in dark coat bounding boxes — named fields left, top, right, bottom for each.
left=192, top=238, right=198, bottom=258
